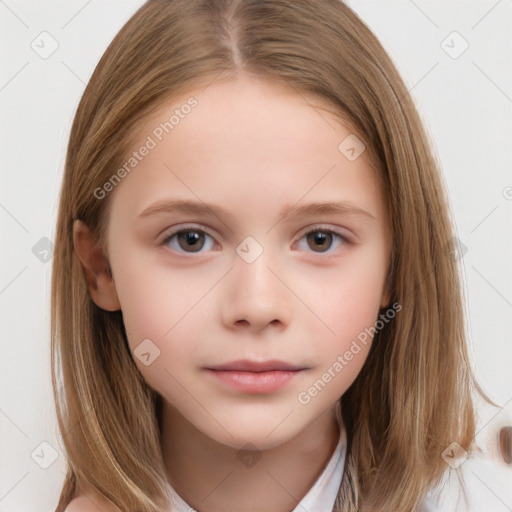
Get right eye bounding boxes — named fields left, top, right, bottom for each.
left=159, top=227, right=216, bottom=253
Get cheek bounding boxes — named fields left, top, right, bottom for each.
left=303, top=252, right=386, bottom=337
left=113, top=271, right=170, bottom=345
left=321, top=287, right=378, bottom=373
left=299, top=250, right=387, bottom=385
left=113, top=270, right=194, bottom=396
left=298, top=288, right=379, bottom=403
left=110, top=256, right=213, bottom=379
left=112, top=250, right=207, bottom=340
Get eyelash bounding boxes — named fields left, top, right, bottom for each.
left=156, top=224, right=353, bottom=255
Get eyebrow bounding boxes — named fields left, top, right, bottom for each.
left=137, top=199, right=376, bottom=224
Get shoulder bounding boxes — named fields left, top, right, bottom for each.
left=64, top=485, right=121, bottom=512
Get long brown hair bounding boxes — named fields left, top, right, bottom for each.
left=51, top=1, right=493, bottom=510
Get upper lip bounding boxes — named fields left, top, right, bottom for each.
left=205, top=359, right=305, bottom=372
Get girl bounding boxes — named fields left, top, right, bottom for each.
left=51, top=1, right=500, bottom=510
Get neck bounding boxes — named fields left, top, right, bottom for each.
left=160, top=402, right=340, bottom=512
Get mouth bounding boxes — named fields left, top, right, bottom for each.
left=206, top=359, right=305, bottom=372
left=204, top=359, right=307, bottom=394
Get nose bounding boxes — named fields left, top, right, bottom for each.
left=220, top=248, right=292, bottom=334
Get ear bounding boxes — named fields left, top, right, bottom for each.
left=73, top=219, right=121, bottom=312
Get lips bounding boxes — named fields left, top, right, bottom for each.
left=204, top=359, right=307, bottom=393
left=205, top=359, right=305, bottom=372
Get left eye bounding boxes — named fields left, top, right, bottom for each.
left=296, top=229, right=348, bottom=253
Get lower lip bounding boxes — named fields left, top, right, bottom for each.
left=205, top=369, right=303, bottom=393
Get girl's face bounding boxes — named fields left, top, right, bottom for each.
left=105, top=74, right=391, bottom=450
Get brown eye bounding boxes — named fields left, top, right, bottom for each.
left=176, top=230, right=205, bottom=252
left=306, top=231, right=334, bottom=252
left=161, top=228, right=215, bottom=253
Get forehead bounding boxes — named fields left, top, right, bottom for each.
left=108, top=74, right=384, bottom=222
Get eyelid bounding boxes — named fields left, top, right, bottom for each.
left=157, top=222, right=353, bottom=239
left=156, top=223, right=220, bottom=246
left=294, top=223, right=355, bottom=244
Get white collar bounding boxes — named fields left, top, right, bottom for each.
left=168, top=402, right=346, bottom=512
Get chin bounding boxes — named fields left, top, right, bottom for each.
left=193, top=413, right=301, bottom=452
left=215, top=429, right=293, bottom=452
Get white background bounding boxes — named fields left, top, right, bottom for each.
left=1, top=1, right=511, bottom=510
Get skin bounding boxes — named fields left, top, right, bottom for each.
left=73, top=73, right=391, bottom=511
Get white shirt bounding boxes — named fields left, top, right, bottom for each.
left=166, top=403, right=512, bottom=512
